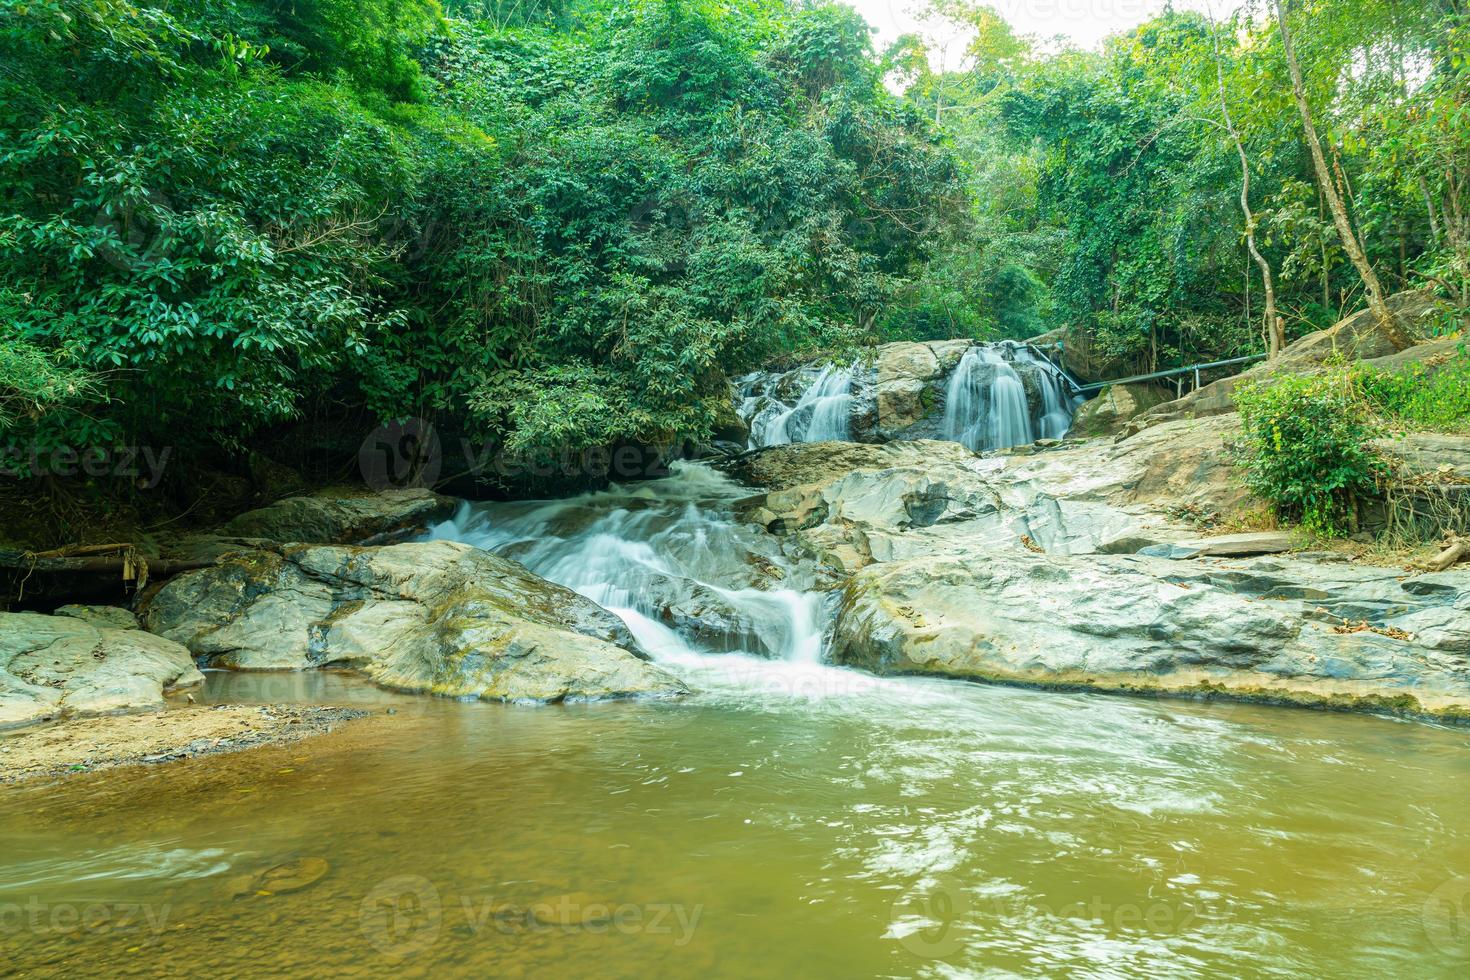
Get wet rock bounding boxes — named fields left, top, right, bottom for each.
left=366, top=583, right=688, bottom=702
left=733, top=410, right=1470, bottom=718
left=729, top=416, right=1248, bottom=570
left=143, top=541, right=686, bottom=703
left=0, top=612, right=202, bottom=729
left=217, top=488, right=458, bottom=545
left=831, top=550, right=1470, bottom=719
left=724, top=440, right=979, bottom=494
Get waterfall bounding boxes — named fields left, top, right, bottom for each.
left=1014, top=345, right=1082, bottom=440
left=944, top=347, right=1029, bottom=452
left=942, top=342, right=1080, bottom=453
left=736, top=342, right=1079, bottom=454
left=430, top=463, right=829, bottom=668
left=747, top=364, right=855, bottom=447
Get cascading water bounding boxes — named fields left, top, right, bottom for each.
left=741, top=364, right=855, bottom=447
left=943, top=347, right=1031, bottom=452
left=942, top=342, right=1082, bottom=452
left=736, top=342, right=1080, bottom=453
left=430, top=461, right=839, bottom=692
left=1015, top=344, right=1080, bottom=439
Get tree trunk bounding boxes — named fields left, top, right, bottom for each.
left=1210, top=16, right=1283, bottom=357
left=1420, top=175, right=1442, bottom=243
left=1274, top=0, right=1411, bottom=349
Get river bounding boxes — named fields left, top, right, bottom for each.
left=1, top=464, right=1468, bottom=977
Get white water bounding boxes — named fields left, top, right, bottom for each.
left=1015, top=345, right=1079, bottom=440
left=431, top=462, right=837, bottom=694
left=754, top=364, right=856, bottom=446
left=739, top=343, right=1079, bottom=454
left=943, top=343, right=1081, bottom=452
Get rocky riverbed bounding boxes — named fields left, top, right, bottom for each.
left=0, top=704, right=367, bottom=783
left=722, top=399, right=1469, bottom=721
left=2, top=301, right=1467, bottom=771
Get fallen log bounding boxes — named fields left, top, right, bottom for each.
left=0, top=552, right=216, bottom=577
left=1413, top=535, right=1469, bottom=574
left=0, top=548, right=217, bottom=603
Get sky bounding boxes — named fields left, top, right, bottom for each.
left=846, top=0, right=1213, bottom=52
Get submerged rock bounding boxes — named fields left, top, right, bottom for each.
left=0, top=613, right=202, bottom=729
left=143, top=541, right=686, bottom=703
left=228, top=857, right=331, bottom=899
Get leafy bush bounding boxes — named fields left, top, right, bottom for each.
left=1354, top=348, right=1470, bottom=432
left=0, top=337, right=98, bottom=435
left=1233, top=370, right=1387, bottom=536
left=1, top=0, right=965, bottom=468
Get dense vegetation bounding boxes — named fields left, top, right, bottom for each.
left=1, top=0, right=962, bottom=478
left=1, top=0, right=1466, bottom=522
left=894, top=0, right=1470, bottom=372
left=1234, top=352, right=1470, bottom=536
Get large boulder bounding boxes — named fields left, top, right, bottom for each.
left=142, top=541, right=686, bottom=703
left=830, top=550, right=1470, bottom=719
left=863, top=341, right=972, bottom=441
left=0, top=613, right=202, bottom=729
left=727, top=415, right=1249, bottom=572
left=53, top=605, right=140, bottom=630
left=216, top=488, right=458, bottom=545
left=1069, top=384, right=1173, bottom=437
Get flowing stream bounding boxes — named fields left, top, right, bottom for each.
left=745, top=364, right=857, bottom=446
left=943, top=344, right=1082, bottom=452
left=2, top=465, right=1469, bottom=977
left=739, top=343, right=1082, bottom=452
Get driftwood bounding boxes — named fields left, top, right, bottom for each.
left=1412, top=535, right=1470, bottom=574
left=0, top=546, right=216, bottom=601
left=0, top=552, right=215, bottom=576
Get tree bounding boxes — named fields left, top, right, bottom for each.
left=1207, top=10, right=1283, bottom=357
left=1273, top=0, right=1409, bottom=349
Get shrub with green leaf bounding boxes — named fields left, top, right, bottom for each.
left=1353, top=348, right=1470, bottom=433
left=1232, top=370, right=1387, bottom=536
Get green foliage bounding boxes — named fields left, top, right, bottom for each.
left=8, top=0, right=1457, bottom=496
left=0, top=306, right=100, bottom=435
left=1233, top=370, right=1386, bottom=536
left=1236, top=346, right=1470, bottom=536
left=901, top=0, right=1466, bottom=373
left=1354, top=351, right=1470, bottom=433
left=0, top=0, right=963, bottom=468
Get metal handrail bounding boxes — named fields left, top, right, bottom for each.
left=1071, top=353, right=1269, bottom=394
